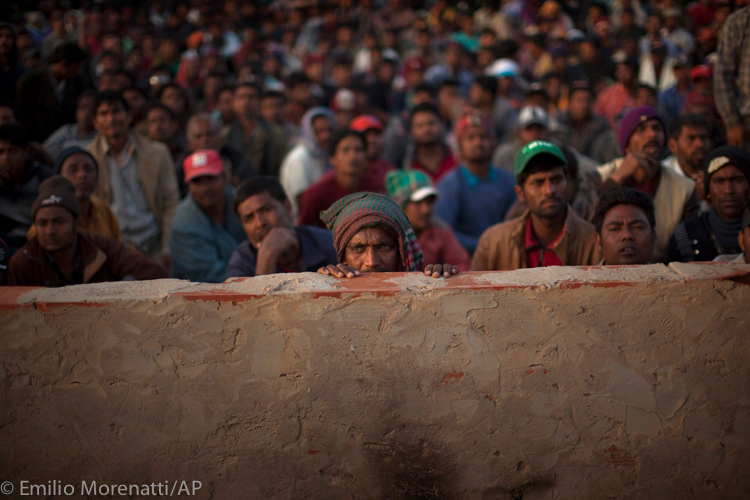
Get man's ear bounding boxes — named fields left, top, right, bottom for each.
left=651, top=230, right=657, bottom=244
left=596, top=232, right=602, bottom=251
left=514, top=184, right=525, bottom=203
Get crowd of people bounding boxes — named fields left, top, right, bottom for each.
left=1, top=0, right=749, bottom=287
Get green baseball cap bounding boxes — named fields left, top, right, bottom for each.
left=514, top=140, right=567, bottom=182
left=385, top=170, right=439, bottom=207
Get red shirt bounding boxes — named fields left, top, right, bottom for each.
left=297, top=171, right=385, bottom=228
left=411, top=147, right=458, bottom=182
left=524, top=217, right=565, bottom=268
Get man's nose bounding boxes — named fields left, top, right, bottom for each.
left=363, top=247, right=379, bottom=269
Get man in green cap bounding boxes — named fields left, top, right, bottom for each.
left=471, top=141, right=600, bottom=271
left=385, top=170, right=470, bottom=271
left=316, top=192, right=461, bottom=278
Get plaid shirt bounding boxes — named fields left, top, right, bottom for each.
left=714, top=6, right=750, bottom=129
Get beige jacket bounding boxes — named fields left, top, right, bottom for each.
left=471, top=208, right=601, bottom=271
left=87, top=132, right=180, bottom=251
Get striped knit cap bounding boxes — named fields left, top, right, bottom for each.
left=320, top=192, right=424, bottom=272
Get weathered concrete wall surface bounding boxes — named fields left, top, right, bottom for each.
left=1, top=263, right=750, bottom=499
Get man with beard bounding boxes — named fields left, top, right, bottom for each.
left=434, top=110, right=516, bottom=254
left=669, top=146, right=750, bottom=262
left=662, top=114, right=712, bottom=200
left=574, top=106, right=698, bottom=262
left=472, top=141, right=600, bottom=271
left=594, top=187, right=656, bottom=265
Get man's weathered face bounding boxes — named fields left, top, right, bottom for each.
left=76, top=95, right=95, bottom=131
left=260, top=96, right=284, bottom=125
left=93, top=101, right=130, bottom=138
left=187, top=120, right=221, bottom=152
left=59, top=153, right=97, bottom=200
left=516, top=166, right=568, bottom=219
left=160, top=87, right=185, bottom=117
left=0, top=139, right=26, bottom=180
left=188, top=174, right=226, bottom=214
left=597, top=203, right=654, bottom=265
left=35, top=206, right=77, bottom=253
left=404, top=196, right=435, bottom=234
left=236, top=191, right=294, bottom=250
left=707, top=165, right=750, bottom=220
left=344, top=226, right=401, bottom=272
left=669, top=125, right=710, bottom=172
left=146, top=107, right=177, bottom=143
left=459, top=125, right=493, bottom=162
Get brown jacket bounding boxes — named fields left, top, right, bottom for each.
left=471, top=208, right=601, bottom=271
left=87, top=132, right=180, bottom=250
left=8, top=230, right=168, bottom=287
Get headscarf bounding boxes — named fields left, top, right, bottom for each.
left=320, top=192, right=424, bottom=272
left=300, top=106, right=337, bottom=159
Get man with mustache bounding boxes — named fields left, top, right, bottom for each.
left=662, top=114, right=712, bottom=201
left=471, top=141, right=600, bottom=271
left=594, top=187, right=656, bottom=265
left=574, top=106, right=698, bottom=262
left=668, top=146, right=750, bottom=262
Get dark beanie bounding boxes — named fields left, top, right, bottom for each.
left=54, top=146, right=98, bottom=174
left=617, top=106, right=665, bottom=153
left=32, top=176, right=81, bottom=220
left=704, top=146, right=750, bottom=189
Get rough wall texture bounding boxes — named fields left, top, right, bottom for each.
left=1, top=263, right=750, bottom=499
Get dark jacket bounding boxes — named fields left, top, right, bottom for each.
left=8, top=230, right=169, bottom=287
left=668, top=211, right=743, bottom=262
left=15, top=65, right=89, bottom=143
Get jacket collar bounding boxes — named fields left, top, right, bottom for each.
left=23, top=231, right=108, bottom=284
left=510, top=206, right=585, bottom=259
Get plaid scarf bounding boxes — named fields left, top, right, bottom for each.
left=320, top=192, right=424, bottom=272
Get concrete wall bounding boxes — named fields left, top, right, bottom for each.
left=1, top=263, right=749, bottom=499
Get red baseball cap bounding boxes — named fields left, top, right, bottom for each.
left=350, top=114, right=383, bottom=132
left=183, top=149, right=224, bottom=182
left=690, top=64, right=713, bottom=80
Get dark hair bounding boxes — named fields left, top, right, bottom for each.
left=122, top=86, right=148, bottom=100
left=261, top=89, right=286, bottom=102
left=593, top=187, right=656, bottom=234
left=560, top=146, right=579, bottom=181
left=474, top=75, right=498, bottom=98
left=516, top=156, right=567, bottom=186
left=76, top=89, right=97, bottom=107
left=146, top=103, right=176, bottom=121
left=0, top=124, right=28, bottom=148
left=156, top=82, right=187, bottom=102
left=437, top=77, right=459, bottom=93
left=668, top=113, right=709, bottom=140
left=413, top=82, right=436, bottom=98
left=235, top=81, right=262, bottom=96
left=408, top=101, right=441, bottom=129
left=49, top=42, right=87, bottom=65
left=328, top=128, right=366, bottom=157
left=287, top=72, right=310, bottom=89
left=233, top=176, right=288, bottom=215
left=94, top=91, right=129, bottom=114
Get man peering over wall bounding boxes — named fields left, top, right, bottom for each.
left=316, top=192, right=460, bottom=279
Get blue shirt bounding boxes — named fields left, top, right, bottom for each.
left=169, top=186, right=245, bottom=283
left=434, top=165, right=517, bottom=254
left=225, top=225, right=338, bottom=278
left=658, top=84, right=691, bottom=121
